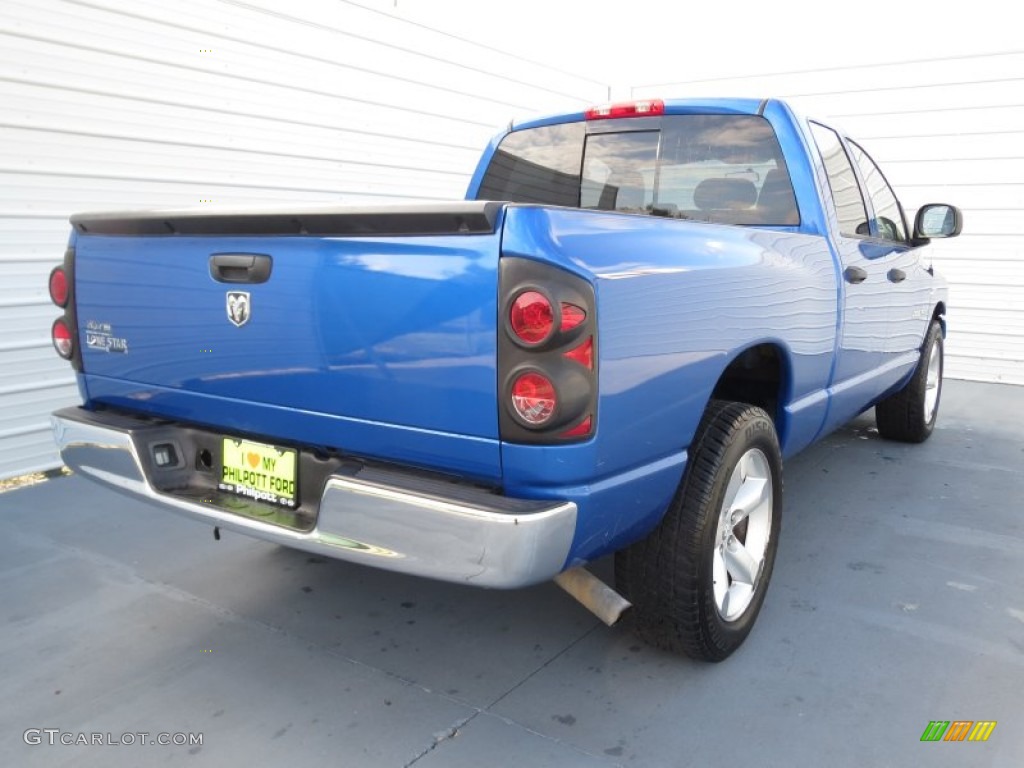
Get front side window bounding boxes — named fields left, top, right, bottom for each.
left=809, top=122, right=870, bottom=238
left=848, top=140, right=908, bottom=242
left=476, top=115, right=799, bottom=226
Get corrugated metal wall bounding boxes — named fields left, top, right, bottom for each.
left=633, top=52, right=1024, bottom=385
left=0, top=0, right=608, bottom=480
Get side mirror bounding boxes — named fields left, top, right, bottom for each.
left=913, top=204, right=963, bottom=241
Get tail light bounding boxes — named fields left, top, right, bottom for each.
left=560, top=303, right=586, bottom=331
left=499, top=258, right=597, bottom=443
left=510, top=371, right=557, bottom=425
left=559, top=415, right=593, bottom=438
left=48, top=246, right=82, bottom=370
left=510, top=291, right=554, bottom=344
left=52, top=318, right=73, bottom=359
left=563, top=337, right=593, bottom=370
left=49, top=267, right=69, bottom=307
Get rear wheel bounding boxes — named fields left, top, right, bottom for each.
left=876, top=319, right=943, bottom=443
left=616, top=401, right=782, bottom=661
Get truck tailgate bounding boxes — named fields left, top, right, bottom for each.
left=71, top=203, right=504, bottom=481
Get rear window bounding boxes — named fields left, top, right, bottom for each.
left=476, top=115, right=799, bottom=226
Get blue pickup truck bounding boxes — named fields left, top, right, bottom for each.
left=48, top=98, right=961, bottom=660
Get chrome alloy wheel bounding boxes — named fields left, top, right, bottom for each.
left=712, top=448, right=773, bottom=622
left=923, top=338, right=942, bottom=423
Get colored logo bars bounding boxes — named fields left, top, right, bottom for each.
left=920, top=721, right=997, bottom=742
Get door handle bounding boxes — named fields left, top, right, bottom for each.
left=887, top=268, right=907, bottom=283
left=209, top=253, right=272, bottom=284
left=844, top=266, right=867, bottom=284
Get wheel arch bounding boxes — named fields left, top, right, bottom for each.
left=708, top=341, right=792, bottom=444
left=932, top=301, right=946, bottom=337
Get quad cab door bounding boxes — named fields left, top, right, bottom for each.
left=844, top=139, right=934, bottom=371
left=809, top=122, right=925, bottom=432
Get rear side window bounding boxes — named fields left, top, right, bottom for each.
left=476, top=115, right=799, bottom=226
left=476, top=122, right=585, bottom=207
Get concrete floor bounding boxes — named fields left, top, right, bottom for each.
left=2, top=379, right=1022, bottom=767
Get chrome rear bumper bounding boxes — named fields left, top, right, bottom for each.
left=51, top=407, right=577, bottom=588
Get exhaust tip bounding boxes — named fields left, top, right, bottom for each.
left=554, top=566, right=632, bottom=627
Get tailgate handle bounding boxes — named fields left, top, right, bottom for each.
left=209, top=253, right=272, bottom=284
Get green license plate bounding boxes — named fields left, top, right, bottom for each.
left=219, top=438, right=298, bottom=508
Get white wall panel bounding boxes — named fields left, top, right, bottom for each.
left=634, top=52, right=1024, bottom=385
left=0, top=0, right=607, bottom=479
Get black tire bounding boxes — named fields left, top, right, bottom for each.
left=875, top=320, right=943, bottom=443
left=615, top=401, right=782, bottom=661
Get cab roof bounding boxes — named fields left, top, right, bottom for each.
left=511, top=97, right=770, bottom=131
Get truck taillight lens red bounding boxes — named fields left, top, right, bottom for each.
left=560, top=303, right=586, bottom=331
left=52, top=318, right=73, bottom=359
left=560, top=415, right=593, bottom=438
left=563, top=337, right=593, bottom=370
left=499, top=258, right=597, bottom=443
left=510, top=372, right=557, bottom=426
left=510, top=291, right=554, bottom=343
left=49, top=267, right=68, bottom=307
left=49, top=247, right=81, bottom=370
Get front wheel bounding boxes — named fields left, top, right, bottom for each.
left=876, top=319, right=943, bottom=443
left=615, top=401, right=783, bottom=661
